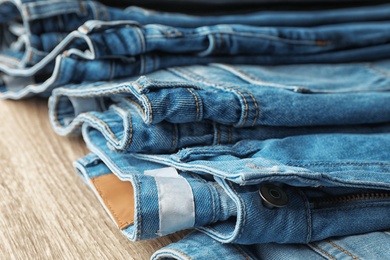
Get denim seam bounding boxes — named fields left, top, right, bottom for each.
left=145, top=29, right=328, bottom=45
left=80, top=1, right=87, bottom=16
left=133, top=174, right=142, bottom=240
left=142, top=92, right=153, bottom=124
left=112, top=106, right=133, bottom=152
left=25, top=46, right=34, bottom=63
left=213, top=63, right=301, bottom=91
left=209, top=33, right=216, bottom=54
left=22, top=5, right=31, bottom=20
left=197, top=182, right=242, bottom=240
left=90, top=1, right=100, bottom=20
left=207, top=183, right=217, bottom=224
left=219, top=32, right=225, bottom=51
left=185, top=88, right=200, bottom=121
left=51, top=93, right=76, bottom=131
left=153, top=249, right=193, bottom=260
left=122, top=97, right=146, bottom=116
left=185, top=67, right=259, bottom=127
left=228, top=181, right=246, bottom=242
left=326, top=240, right=360, bottom=260
left=134, top=26, right=146, bottom=53
left=314, top=202, right=390, bottom=213
left=244, top=87, right=259, bottom=127
left=82, top=113, right=119, bottom=142
left=171, top=67, right=251, bottom=127
left=290, top=162, right=390, bottom=166
left=169, top=123, right=177, bottom=152
left=101, top=5, right=108, bottom=21
left=180, top=67, right=250, bottom=126
left=298, top=188, right=312, bottom=243
left=364, top=63, right=390, bottom=80
left=130, top=81, right=153, bottom=123
left=308, top=243, right=336, bottom=260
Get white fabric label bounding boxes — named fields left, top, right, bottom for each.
left=144, top=167, right=180, bottom=178
left=69, top=97, right=100, bottom=116
left=144, top=167, right=195, bottom=236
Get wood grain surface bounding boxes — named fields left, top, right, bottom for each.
left=0, top=98, right=184, bottom=259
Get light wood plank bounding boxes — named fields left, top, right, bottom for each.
left=0, top=98, right=184, bottom=259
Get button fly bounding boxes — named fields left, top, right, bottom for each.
left=259, top=183, right=288, bottom=208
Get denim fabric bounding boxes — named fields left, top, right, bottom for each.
left=0, top=0, right=123, bottom=69
left=4, top=2, right=390, bottom=98
left=151, top=231, right=257, bottom=260
left=152, top=230, right=390, bottom=260
left=45, top=62, right=390, bottom=128
left=5, top=21, right=390, bottom=99
left=74, top=153, right=237, bottom=241
left=76, top=128, right=390, bottom=244
left=49, top=84, right=390, bottom=153
left=6, top=0, right=387, bottom=71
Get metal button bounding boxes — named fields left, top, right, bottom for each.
left=259, top=183, right=288, bottom=208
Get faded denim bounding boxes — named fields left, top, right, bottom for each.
left=5, top=2, right=390, bottom=98
left=48, top=62, right=390, bottom=129
left=49, top=83, right=390, bottom=153
left=152, top=230, right=390, bottom=260
left=75, top=130, right=390, bottom=244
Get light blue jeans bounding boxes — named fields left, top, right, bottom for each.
left=4, top=1, right=390, bottom=98
left=152, top=230, right=390, bottom=259
left=49, top=77, right=390, bottom=153
left=74, top=130, right=390, bottom=245
left=48, top=62, right=390, bottom=134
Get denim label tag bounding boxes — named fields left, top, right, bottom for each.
left=144, top=167, right=195, bottom=235
left=144, top=167, right=179, bottom=178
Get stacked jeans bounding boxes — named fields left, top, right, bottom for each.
left=2, top=0, right=390, bottom=259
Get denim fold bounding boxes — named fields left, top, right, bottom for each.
left=4, top=1, right=390, bottom=98
left=74, top=129, right=390, bottom=244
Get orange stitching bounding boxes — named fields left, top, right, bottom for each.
left=123, top=97, right=146, bottom=115
left=134, top=27, right=146, bottom=54
left=102, top=6, right=108, bottom=21
left=173, top=67, right=250, bottom=127
left=91, top=1, right=100, bottom=20
left=327, top=240, right=360, bottom=260
left=309, top=243, right=336, bottom=260
left=186, top=88, right=200, bottom=121
left=112, top=106, right=133, bottom=152
left=83, top=114, right=119, bottom=142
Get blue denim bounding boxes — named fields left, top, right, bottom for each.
left=152, top=230, right=390, bottom=260
left=49, top=84, right=390, bottom=153
left=74, top=153, right=237, bottom=241
left=5, top=2, right=390, bottom=98
left=0, top=0, right=124, bottom=69
left=46, top=62, right=390, bottom=129
left=75, top=129, right=390, bottom=244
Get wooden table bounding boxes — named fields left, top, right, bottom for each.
left=0, top=98, right=183, bottom=259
